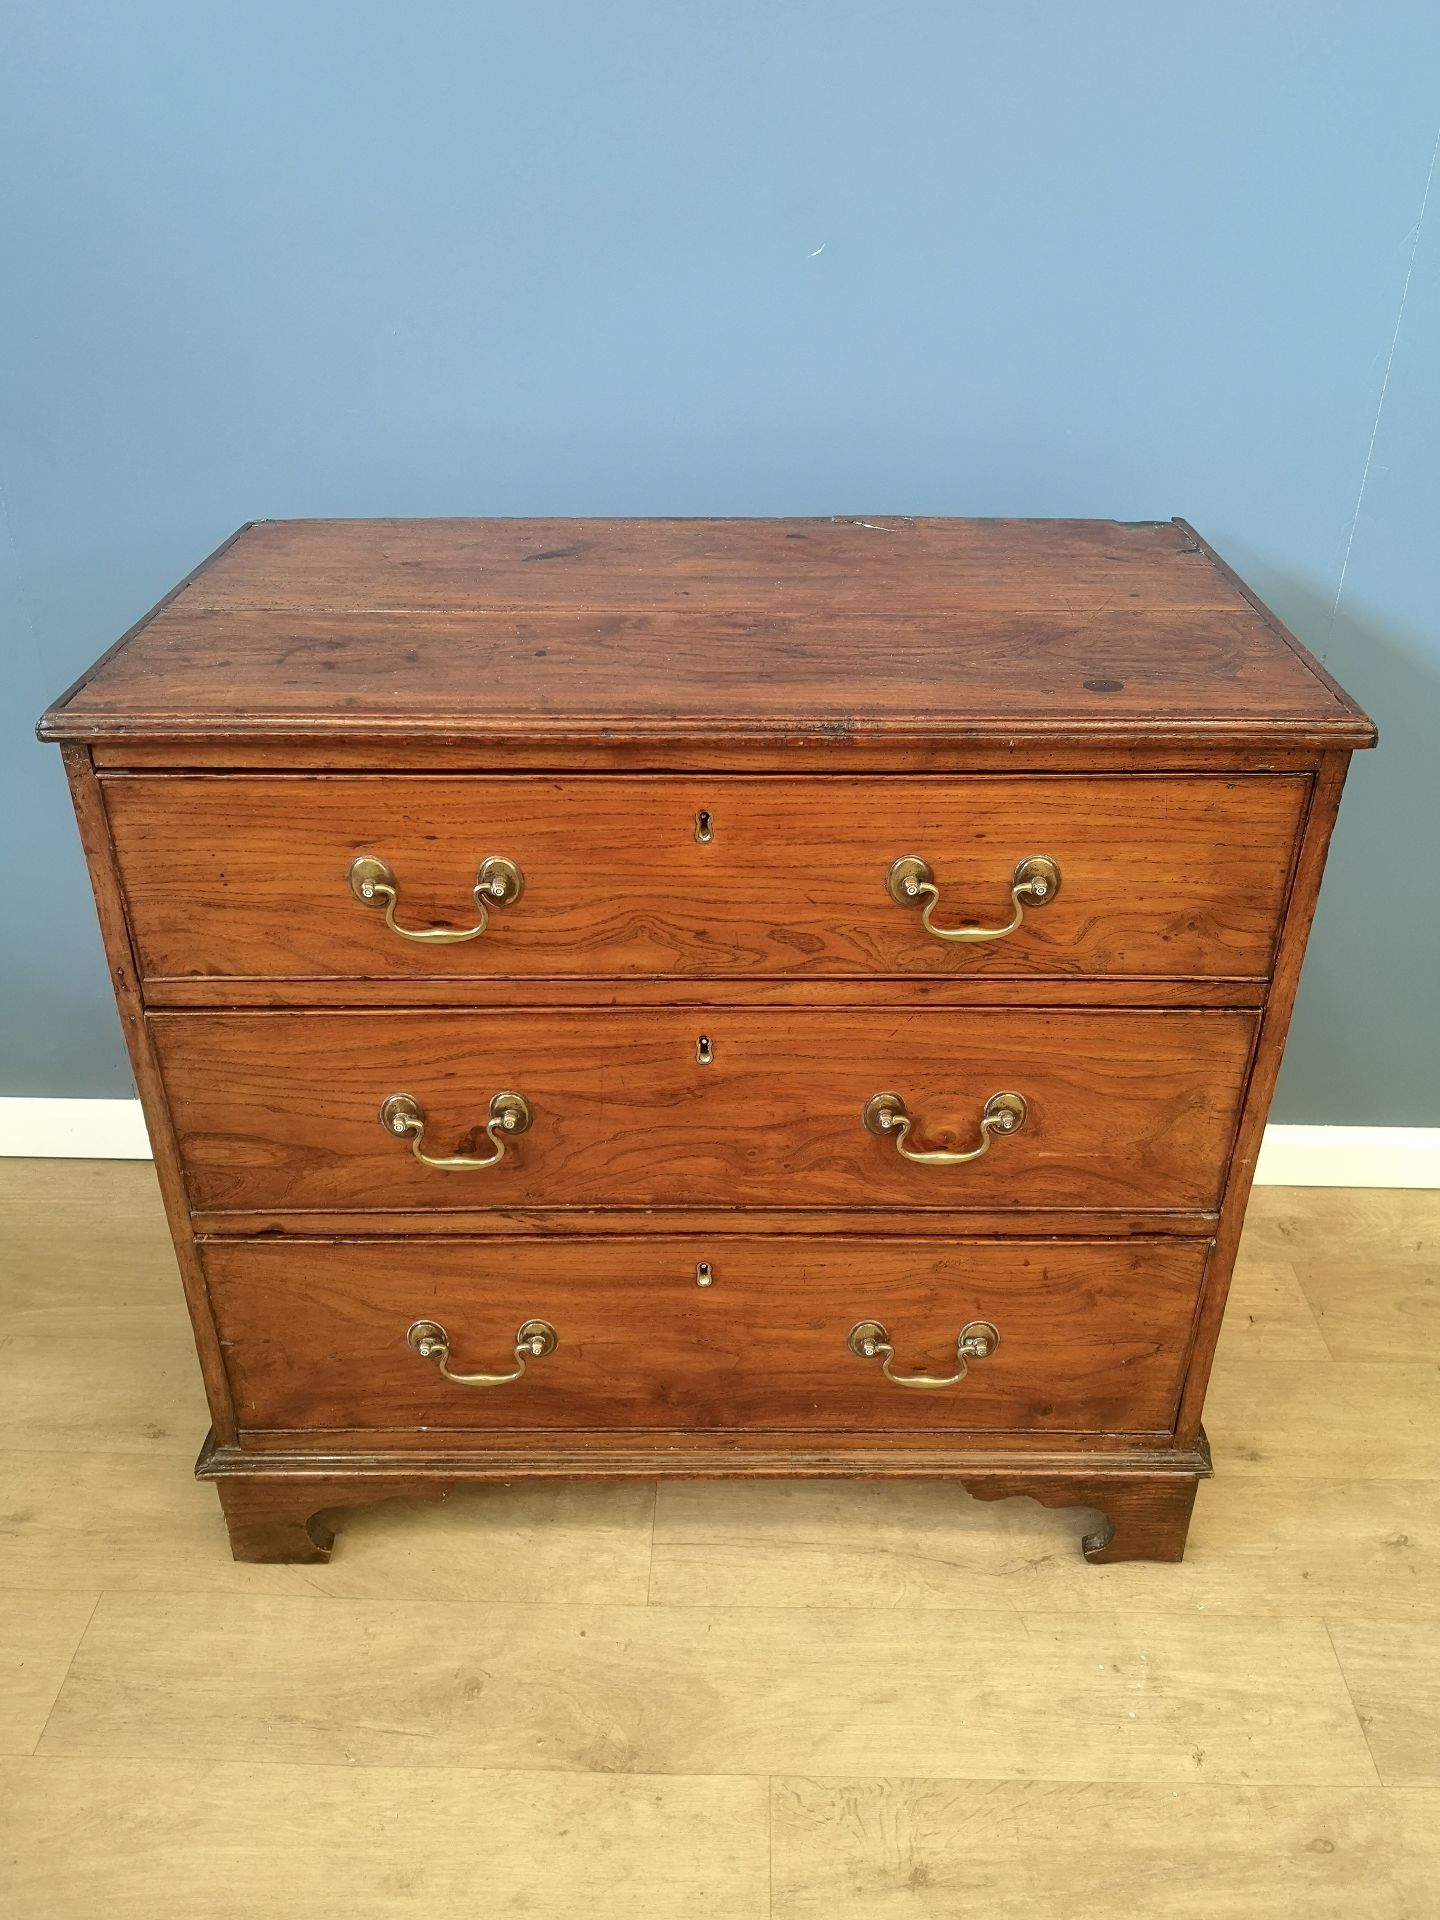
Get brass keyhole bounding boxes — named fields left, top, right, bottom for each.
left=694, top=809, right=713, bottom=843
left=696, top=1035, right=713, bottom=1065
left=696, top=1262, right=714, bottom=1288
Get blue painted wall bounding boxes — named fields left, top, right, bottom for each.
left=3, top=3, right=1437, bottom=1119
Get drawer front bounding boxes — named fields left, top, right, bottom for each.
left=106, top=774, right=1305, bottom=984
left=154, top=1007, right=1255, bottom=1213
left=204, top=1236, right=1209, bottom=1435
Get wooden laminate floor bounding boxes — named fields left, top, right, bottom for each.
left=1, top=1162, right=1437, bottom=1918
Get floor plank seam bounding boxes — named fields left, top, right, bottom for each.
left=766, top=1774, right=774, bottom=1920
left=11, top=1750, right=838, bottom=1782
left=646, top=1479, right=658, bottom=1606
left=18, top=1751, right=1396, bottom=1787
left=28, top=1592, right=100, bottom=1758
left=1283, top=1255, right=1332, bottom=1348
left=1322, top=1617, right=1386, bottom=1786
left=12, top=1754, right=1440, bottom=1793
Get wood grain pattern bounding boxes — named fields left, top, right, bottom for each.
left=201, top=1236, right=1209, bottom=1437
left=0, top=1332, right=207, bottom=1457
left=37, top=1589, right=1376, bottom=1783
left=0, top=1159, right=179, bottom=1340
left=771, top=1779, right=1440, bottom=1919
left=1240, top=1185, right=1440, bottom=1268
left=104, top=772, right=1307, bottom=986
left=39, top=518, right=1374, bottom=750
left=151, top=1007, right=1256, bottom=1213
left=1203, top=1359, right=1440, bottom=1479
left=119, top=516, right=1259, bottom=610
left=0, top=1758, right=771, bottom=1920
left=1287, top=1190, right=1440, bottom=1361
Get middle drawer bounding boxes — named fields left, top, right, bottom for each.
left=152, top=1007, right=1256, bottom=1213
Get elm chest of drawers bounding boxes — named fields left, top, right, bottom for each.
left=40, top=516, right=1375, bottom=1564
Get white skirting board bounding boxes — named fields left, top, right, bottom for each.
left=0, top=1098, right=155, bottom=1160
left=0, top=1098, right=1436, bottom=1188
left=1251, top=1125, right=1439, bottom=1189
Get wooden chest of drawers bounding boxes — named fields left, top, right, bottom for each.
left=40, top=517, right=1375, bottom=1563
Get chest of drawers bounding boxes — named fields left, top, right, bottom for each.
left=40, top=516, right=1375, bottom=1563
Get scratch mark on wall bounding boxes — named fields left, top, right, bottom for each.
left=1330, top=120, right=1440, bottom=632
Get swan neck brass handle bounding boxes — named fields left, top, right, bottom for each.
left=349, top=854, right=523, bottom=943
left=849, top=1318, right=1000, bottom=1389
left=380, top=1090, right=532, bottom=1170
left=887, top=854, right=1059, bottom=943
left=864, top=1089, right=1027, bottom=1165
left=407, top=1317, right=556, bottom=1387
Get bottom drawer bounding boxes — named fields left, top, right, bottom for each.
left=204, top=1236, right=1209, bottom=1437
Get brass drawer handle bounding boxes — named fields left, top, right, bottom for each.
left=380, top=1090, right=533, bottom=1170
left=407, top=1317, right=557, bottom=1387
left=887, top=854, right=1059, bottom=942
left=863, top=1089, right=1027, bottom=1165
left=849, top=1318, right=999, bottom=1389
left=348, top=854, right=523, bottom=943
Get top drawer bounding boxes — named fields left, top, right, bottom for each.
left=104, top=773, right=1305, bottom=987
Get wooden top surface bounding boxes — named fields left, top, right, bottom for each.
left=39, top=516, right=1375, bottom=751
